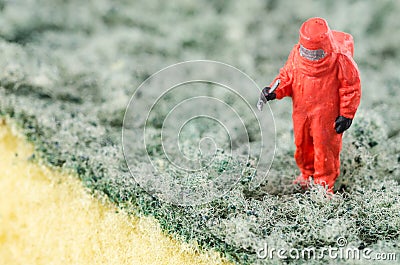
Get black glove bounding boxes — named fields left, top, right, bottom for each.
left=335, top=116, right=352, bottom=134
left=260, top=87, right=276, bottom=102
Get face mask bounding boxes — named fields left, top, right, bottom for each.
left=299, top=44, right=326, bottom=61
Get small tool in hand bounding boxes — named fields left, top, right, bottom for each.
left=256, top=79, right=280, bottom=111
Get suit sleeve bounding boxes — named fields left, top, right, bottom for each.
left=269, top=47, right=295, bottom=99
left=337, top=54, right=361, bottom=119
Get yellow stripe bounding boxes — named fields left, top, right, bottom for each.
left=0, top=120, right=230, bottom=265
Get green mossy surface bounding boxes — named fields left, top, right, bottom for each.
left=0, top=1, right=399, bottom=264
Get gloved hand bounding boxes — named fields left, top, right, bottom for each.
left=260, top=87, right=276, bottom=103
left=335, top=116, right=352, bottom=134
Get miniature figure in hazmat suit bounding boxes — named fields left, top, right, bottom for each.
left=260, top=17, right=361, bottom=193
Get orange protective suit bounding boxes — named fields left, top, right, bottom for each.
left=271, top=17, right=361, bottom=192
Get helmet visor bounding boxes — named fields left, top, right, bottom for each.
left=299, top=45, right=326, bottom=61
